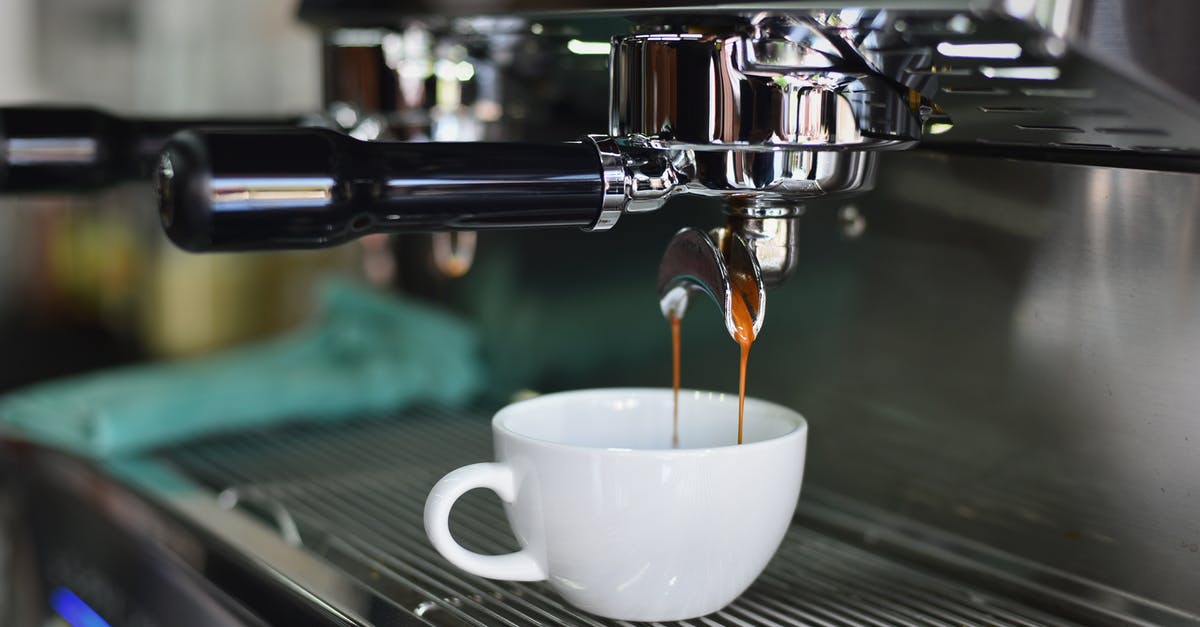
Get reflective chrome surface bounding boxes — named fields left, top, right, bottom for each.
left=584, top=135, right=626, bottom=231
left=382, top=2, right=1200, bottom=156
left=601, top=17, right=920, bottom=303
left=609, top=27, right=921, bottom=150
left=730, top=215, right=800, bottom=286
left=599, top=139, right=879, bottom=220
left=657, top=227, right=765, bottom=341
left=688, top=149, right=877, bottom=200
left=0, top=443, right=368, bottom=626
left=613, top=137, right=692, bottom=213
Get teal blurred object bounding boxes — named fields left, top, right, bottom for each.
left=0, top=280, right=485, bottom=458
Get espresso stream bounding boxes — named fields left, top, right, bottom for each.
left=670, top=314, right=682, bottom=448
left=728, top=269, right=759, bottom=445
left=670, top=244, right=760, bottom=446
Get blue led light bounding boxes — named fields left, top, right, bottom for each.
left=50, top=587, right=112, bottom=627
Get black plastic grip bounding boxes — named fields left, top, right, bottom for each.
left=0, top=106, right=299, bottom=192
left=156, top=128, right=606, bottom=252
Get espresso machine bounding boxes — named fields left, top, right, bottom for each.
left=3, top=1, right=1200, bottom=625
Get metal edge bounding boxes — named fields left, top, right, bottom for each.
left=2, top=439, right=420, bottom=627
left=796, top=487, right=1200, bottom=627
left=300, top=2, right=981, bottom=24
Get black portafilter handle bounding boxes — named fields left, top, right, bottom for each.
left=156, top=128, right=611, bottom=252
left=0, top=106, right=300, bottom=192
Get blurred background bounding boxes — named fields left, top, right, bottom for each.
left=0, top=0, right=706, bottom=402
left=0, top=0, right=350, bottom=390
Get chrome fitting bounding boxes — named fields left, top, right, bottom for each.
left=584, top=135, right=626, bottom=231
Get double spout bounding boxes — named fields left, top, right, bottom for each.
left=657, top=216, right=800, bottom=344
left=145, top=17, right=922, bottom=341
left=0, top=18, right=926, bottom=345
left=657, top=227, right=767, bottom=344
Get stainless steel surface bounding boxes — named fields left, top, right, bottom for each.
left=687, top=149, right=879, bottom=201
left=605, top=18, right=914, bottom=209
left=608, top=26, right=921, bottom=150
left=845, top=1, right=1200, bottom=154
left=609, top=138, right=690, bottom=214
left=602, top=14, right=917, bottom=300
left=585, top=135, right=627, bottom=231
left=731, top=216, right=801, bottom=286
left=0, top=440, right=399, bottom=626
left=1080, top=0, right=1200, bottom=106
left=421, top=2, right=1200, bottom=156
left=658, top=227, right=765, bottom=341
left=154, top=407, right=1155, bottom=627
left=822, top=149, right=1200, bottom=612
left=604, top=149, right=1200, bottom=616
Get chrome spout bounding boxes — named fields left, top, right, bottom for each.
left=730, top=216, right=801, bottom=287
left=657, top=227, right=765, bottom=343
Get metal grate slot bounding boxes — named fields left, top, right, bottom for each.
left=863, top=46, right=934, bottom=56
left=159, top=409, right=1101, bottom=627
left=941, top=87, right=1009, bottom=96
left=1094, top=127, right=1168, bottom=136
left=979, top=106, right=1043, bottom=113
left=1060, top=108, right=1127, bottom=117
left=1052, top=142, right=1119, bottom=150
left=904, top=67, right=972, bottom=77
left=1018, top=88, right=1095, bottom=99
left=1015, top=125, right=1083, bottom=133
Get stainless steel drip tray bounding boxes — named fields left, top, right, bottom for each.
left=152, top=408, right=1174, bottom=627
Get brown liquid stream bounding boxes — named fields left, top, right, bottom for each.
left=668, top=237, right=761, bottom=446
left=729, top=291, right=756, bottom=445
left=670, top=314, right=681, bottom=448
left=725, top=237, right=760, bottom=445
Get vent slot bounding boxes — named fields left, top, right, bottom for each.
left=942, top=86, right=1009, bottom=95
left=1016, top=125, right=1084, bottom=133
left=1053, top=142, right=1119, bottom=150
left=979, top=106, right=1043, bottom=113
left=977, top=139, right=1046, bottom=148
left=905, top=67, right=972, bottom=76
left=1019, top=87, right=1096, bottom=99
left=1095, top=127, right=1168, bottom=136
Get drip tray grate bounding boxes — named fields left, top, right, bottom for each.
left=161, top=408, right=1082, bottom=627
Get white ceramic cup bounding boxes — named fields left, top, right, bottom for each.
left=424, top=388, right=807, bottom=621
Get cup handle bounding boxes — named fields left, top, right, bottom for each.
left=424, top=462, right=547, bottom=581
